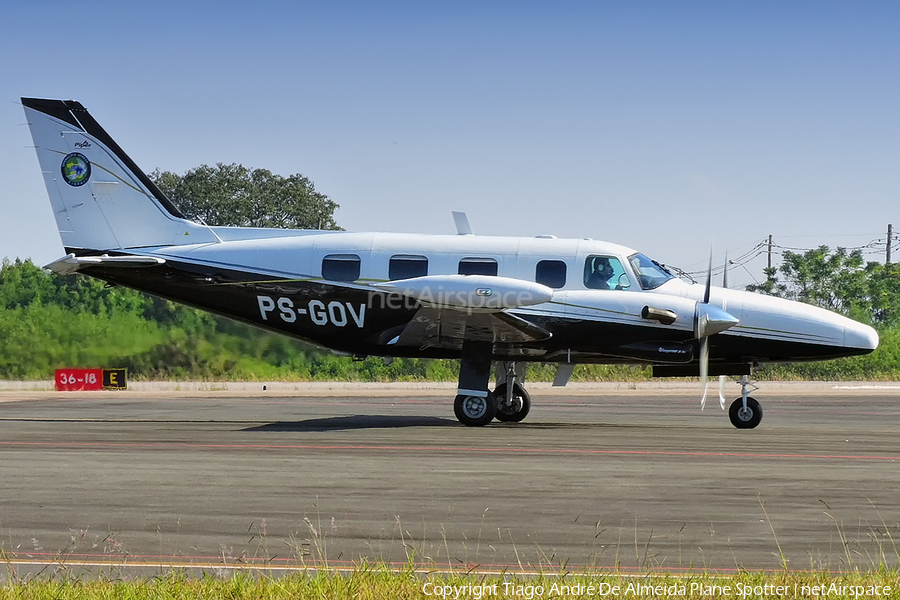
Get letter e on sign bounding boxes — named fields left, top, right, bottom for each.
left=103, top=368, right=127, bottom=390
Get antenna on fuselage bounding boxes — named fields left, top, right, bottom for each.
left=452, top=211, right=473, bottom=235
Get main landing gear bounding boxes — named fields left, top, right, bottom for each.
left=453, top=393, right=496, bottom=427
left=727, top=375, right=762, bottom=429
left=453, top=343, right=531, bottom=427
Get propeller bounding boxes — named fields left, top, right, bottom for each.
left=699, top=251, right=712, bottom=409
left=718, top=253, right=729, bottom=409
left=697, top=249, right=739, bottom=410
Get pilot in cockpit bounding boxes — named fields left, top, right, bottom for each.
left=586, top=257, right=615, bottom=290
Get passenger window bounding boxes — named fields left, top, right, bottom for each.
left=322, top=254, right=361, bottom=282
left=535, top=260, right=567, bottom=289
left=458, top=258, right=498, bottom=276
left=389, top=255, right=428, bottom=280
left=584, top=255, right=630, bottom=290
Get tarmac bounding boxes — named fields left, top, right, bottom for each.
left=0, top=382, right=899, bottom=573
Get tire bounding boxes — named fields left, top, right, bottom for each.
left=493, top=383, right=531, bottom=422
left=729, top=397, right=762, bottom=429
left=454, top=393, right=497, bottom=426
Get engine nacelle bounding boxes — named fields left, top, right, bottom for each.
left=375, top=275, right=553, bottom=311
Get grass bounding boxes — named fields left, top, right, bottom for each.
left=3, top=491, right=900, bottom=597
left=1, top=565, right=900, bottom=599
left=4, top=506, right=900, bottom=598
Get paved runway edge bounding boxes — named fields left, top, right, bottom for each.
left=2, top=379, right=900, bottom=395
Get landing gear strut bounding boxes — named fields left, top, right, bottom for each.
left=494, top=362, right=530, bottom=422
left=728, top=375, right=762, bottom=429
left=454, top=341, right=496, bottom=427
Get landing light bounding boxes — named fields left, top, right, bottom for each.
left=641, top=306, right=678, bottom=325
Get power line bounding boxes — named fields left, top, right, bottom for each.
left=677, top=229, right=900, bottom=283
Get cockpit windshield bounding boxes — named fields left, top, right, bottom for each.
left=628, top=253, right=675, bottom=290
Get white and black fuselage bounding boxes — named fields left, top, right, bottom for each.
left=59, top=230, right=876, bottom=367
left=22, top=98, right=879, bottom=428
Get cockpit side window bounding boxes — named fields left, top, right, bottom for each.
left=628, top=253, right=675, bottom=290
left=584, top=255, right=630, bottom=290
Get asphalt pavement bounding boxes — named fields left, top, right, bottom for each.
left=0, top=384, right=898, bottom=573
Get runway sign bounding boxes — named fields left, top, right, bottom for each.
left=55, top=368, right=102, bottom=391
left=55, top=368, right=128, bottom=391
left=102, top=368, right=127, bottom=389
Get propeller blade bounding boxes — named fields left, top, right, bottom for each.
left=722, top=252, right=729, bottom=289
left=699, top=337, right=709, bottom=410
left=718, top=375, right=727, bottom=410
left=703, top=249, right=712, bottom=304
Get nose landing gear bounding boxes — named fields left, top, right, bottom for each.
left=728, top=375, right=762, bottom=429
left=493, top=361, right=531, bottom=423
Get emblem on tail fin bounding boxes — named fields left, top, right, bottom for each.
left=61, top=152, right=91, bottom=187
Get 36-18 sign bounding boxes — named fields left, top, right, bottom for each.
left=55, top=368, right=127, bottom=391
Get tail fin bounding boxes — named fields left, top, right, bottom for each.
left=22, top=98, right=218, bottom=253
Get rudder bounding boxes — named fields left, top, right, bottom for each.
left=22, top=98, right=217, bottom=253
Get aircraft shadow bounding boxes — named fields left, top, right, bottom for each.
left=244, top=414, right=457, bottom=432
left=243, top=416, right=677, bottom=432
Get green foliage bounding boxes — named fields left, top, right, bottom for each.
left=0, top=304, right=164, bottom=379
left=150, top=163, right=341, bottom=230
left=0, top=567, right=899, bottom=599
left=747, top=246, right=900, bottom=325
left=742, top=245, right=900, bottom=379
left=0, top=258, right=146, bottom=315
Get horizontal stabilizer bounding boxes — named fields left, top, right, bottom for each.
left=45, top=253, right=166, bottom=275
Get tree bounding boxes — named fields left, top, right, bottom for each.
left=746, top=266, right=786, bottom=298
left=150, top=163, right=341, bottom=230
left=746, top=246, right=900, bottom=325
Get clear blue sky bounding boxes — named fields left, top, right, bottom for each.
left=2, top=1, right=898, bottom=286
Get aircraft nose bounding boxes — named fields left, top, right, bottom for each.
left=844, top=321, right=879, bottom=352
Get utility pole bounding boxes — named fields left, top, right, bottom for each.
left=888, top=223, right=893, bottom=265
left=767, top=234, right=773, bottom=271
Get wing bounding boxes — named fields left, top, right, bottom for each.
left=371, top=274, right=553, bottom=351
left=390, top=307, right=551, bottom=351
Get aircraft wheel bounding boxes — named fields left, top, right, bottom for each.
left=729, top=397, right=762, bottom=429
left=493, top=383, right=531, bottom=422
left=454, top=394, right=497, bottom=427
